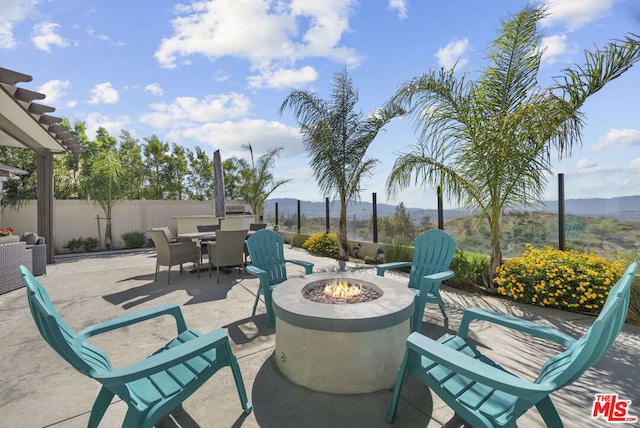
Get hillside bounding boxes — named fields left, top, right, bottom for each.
left=264, top=195, right=640, bottom=222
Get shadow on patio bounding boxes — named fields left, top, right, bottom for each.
left=1, top=247, right=638, bottom=427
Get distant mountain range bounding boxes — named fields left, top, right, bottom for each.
left=264, top=195, right=640, bottom=222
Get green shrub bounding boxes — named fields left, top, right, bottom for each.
left=448, top=250, right=490, bottom=288
left=302, top=232, right=339, bottom=258
left=495, top=245, right=626, bottom=315
left=64, top=236, right=100, bottom=252
left=363, top=256, right=376, bottom=265
left=64, top=237, right=82, bottom=251
left=121, top=231, right=146, bottom=249
left=382, top=239, right=413, bottom=272
left=82, top=237, right=99, bottom=252
left=291, top=233, right=309, bottom=248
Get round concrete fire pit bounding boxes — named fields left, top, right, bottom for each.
left=272, top=271, right=414, bottom=394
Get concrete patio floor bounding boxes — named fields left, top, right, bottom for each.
left=1, top=246, right=638, bottom=428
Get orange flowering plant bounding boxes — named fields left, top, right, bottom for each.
left=494, top=245, right=626, bottom=315
left=0, top=227, right=14, bottom=237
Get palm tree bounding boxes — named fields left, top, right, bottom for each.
left=385, top=4, right=640, bottom=287
left=280, top=69, right=402, bottom=261
left=238, top=144, right=290, bottom=223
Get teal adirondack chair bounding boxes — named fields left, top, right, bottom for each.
left=386, top=262, right=638, bottom=427
left=376, top=229, right=456, bottom=331
left=246, top=229, right=314, bottom=327
left=20, top=266, right=252, bottom=428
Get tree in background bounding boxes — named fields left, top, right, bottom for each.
left=222, top=157, right=249, bottom=201
left=0, top=146, right=36, bottom=206
left=238, top=144, right=290, bottom=222
left=370, top=202, right=418, bottom=243
left=166, top=143, right=188, bottom=199
left=186, top=146, right=214, bottom=201
left=2, top=121, right=286, bottom=209
left=419, top=214, right=433, bottom=233
left=385, top=4, right=640, bottom=286
left=53, top=119, right=88, bottom=199
left=143, top=135, right=169, bottom=199
left=389, top=202, right=416, bottom=241
left=118, top=130, right=145, bottom=199
left=280, top=69, right=402, bottom=261
left=79, top=127, right=125, bottom=249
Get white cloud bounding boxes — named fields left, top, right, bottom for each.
left=83, top=112, right=131, bottom=140
left=0, top=25, right=17, bottom=49
left=0, top=0, right=39, bottom=49
left=154, top=0, right=359, bottom=87
left=540, top=34, right=569, bottom=65
left=248, top=65, right=318, bottom=89
left=32, top=22, right=69, bottom=52
left=540, top=0, right=614, bottom=32
left=435, top=39, right=469, bottom=70
left=37, top=80, right=71, bottom=104
left=214, top=70, right=229, bottom=82
left=389, top=0, right=408, bottom=19
left=165, top=118, right=304, bottom=158
left=86, top=27, right=109, bottom=42
left=629, top=158, right=640, bottom=170
left=592, top=128, right=640, bottom=152
left=140, top=92, right=251, bottom=128
left=576, top=157, right=597, bottom=169
left=573, top=157, right=617, bottom=176
left=144, top=83, right=164, bottom=96
left=88, top=82, right=120, bottom=104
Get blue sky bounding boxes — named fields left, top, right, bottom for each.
left=2, top=0, right=640, bottom=209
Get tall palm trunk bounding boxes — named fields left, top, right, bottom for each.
left=104, top=203, right=113, bottom=250
left=338, top=195, right=348, bottom=261
left=488, top=216, right=502, bottom=292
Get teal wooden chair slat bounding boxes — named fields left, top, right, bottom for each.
left=20, top=266, right=252, bottom=428
left=386, top=262, right=638, bottom=428
left=245, top=229, right=313, bottom=327
left=376, top=229, right=457, bottom=331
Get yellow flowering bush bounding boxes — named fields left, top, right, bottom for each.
left=302, top=232, right=339, bottom=258
left=495, top=245, right=626, bottom=314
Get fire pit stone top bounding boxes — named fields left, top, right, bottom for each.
left=272, top=271, right=415, bottom=332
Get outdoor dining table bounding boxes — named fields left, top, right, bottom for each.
left=177, top=231, right=218, bottom=240
left=177, top=230, right=255, bottom=240
left=178, top=230, right=255, bottom=272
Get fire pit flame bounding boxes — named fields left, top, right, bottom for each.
left=303, top=277, right=381, bottom=304
left=323, top=279, right=363, bottom=300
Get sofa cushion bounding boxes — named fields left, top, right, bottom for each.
left=21, top=232, right=39, bottom=245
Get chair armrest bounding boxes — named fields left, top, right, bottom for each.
left=246, top=265, right=266, bottom=278
left=285, top=259, right=314, bottom=274
left=376, top=262, right=412, bottom=276
left=95, top=328, right=229, bottom=386
left=77, top=304, right=188, bottom=340
left=169, top=241, right=196, bottom=248
left=419, top=270, right=455, bottom=294
left=406, top=332, right=553, bottom=398
left=424, top=269, right=455, bottom=282
left=457, top=307, right=576, bottom=347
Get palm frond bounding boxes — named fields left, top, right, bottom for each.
left=480, top=4, right=546, bottom=115
left=555, top=32, right=640, bottom=108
